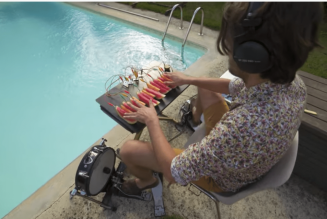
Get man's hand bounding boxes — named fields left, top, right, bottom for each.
left=164, top=71, right=192, bottom=87
left=124, top=99, right=158, bottom=125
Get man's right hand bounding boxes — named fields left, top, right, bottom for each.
left=164, top=71, right=191, bottom=87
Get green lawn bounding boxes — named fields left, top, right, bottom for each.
left=119, top=2, right=327, bottom=79
left=121, top=2, right=225, bottom=30
left=300, top=22, right=327, bottom=79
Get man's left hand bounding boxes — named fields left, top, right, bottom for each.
left=124, top=99, right=158, bottom=125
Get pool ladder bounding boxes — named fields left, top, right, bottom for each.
left=162, top=5, right=204, bottom=48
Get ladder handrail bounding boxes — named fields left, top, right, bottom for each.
left=182, top=7, right=204, bottom=47
left=162, top=4, right=184, bottom=43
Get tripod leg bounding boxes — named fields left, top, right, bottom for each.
left=102, top=186, right=117, bottom=211
left=134, top=129, right=144, bottom=140
left=152, top=172, right=165, bottom=217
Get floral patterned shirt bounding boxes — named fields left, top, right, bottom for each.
left=170, top=75, right=306, bottom=192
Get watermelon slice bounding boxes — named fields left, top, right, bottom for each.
left=154, top=79, right=170, bottom=90
left=122, top=101, right=136, bottom=112
left=130, top=97, right=145, bottom=107
left=150, top=81, right=169, bottom=94
left=137, top=93, right=150, bottom=105
left=121, top=105, right=132, bottom=113
left=137, top=92, right=160, bottom=106
left=115, top=106, right=137, bottom=124
left=159, top=76, right=176, bottom=88
left=130, top=98, right=139, bottom=107
left=140, top=92, right=160, bottom=105
left=145, top=88, right=166, bottom=99
left=147, top=83, right=160, bottom=92
left=142, top=90, right=155, bottom=98
left=161, top=75, right=173, bottom=81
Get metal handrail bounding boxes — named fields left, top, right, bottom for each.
left=182, top=7, right=204, bottom=47
left=162, top=4, right=184, bottom=43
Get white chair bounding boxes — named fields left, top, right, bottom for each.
left=183, top=123, right=299, bottom=219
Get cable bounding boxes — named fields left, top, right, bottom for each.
left=168, top=124, right=185, bottom=143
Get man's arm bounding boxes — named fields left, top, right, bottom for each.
left=165, top=72, right=231, bottom=94
left=123, top=100, right=177, bottom=183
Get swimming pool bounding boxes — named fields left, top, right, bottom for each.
left=0, top=2, right=205, bottom=217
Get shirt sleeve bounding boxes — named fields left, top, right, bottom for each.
left=170, top=122, right=232, bottom=186
left=229, top=77, right=244, bottom=95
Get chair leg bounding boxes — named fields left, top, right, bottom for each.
left=215, top=201, right=222, bottom=219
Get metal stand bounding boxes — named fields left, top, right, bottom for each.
left=152, top=172, right=165, bottom=217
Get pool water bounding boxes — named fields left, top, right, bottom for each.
left=0, top=2, right=204, bottom=217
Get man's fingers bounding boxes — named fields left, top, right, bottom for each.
left=127, top=102, right=139, bottom=110
left=149, top=99, right=155, bottom=109
left=124, top=113, right=136, bottom=119
left=135, top=99, right=144, bottom=108
left=163, top=73, right=172, bottom=78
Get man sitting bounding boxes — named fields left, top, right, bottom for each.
left=119, top=2, right=323, bottom=195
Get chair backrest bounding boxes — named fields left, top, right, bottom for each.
left=184, top=123, right=299, bottom=205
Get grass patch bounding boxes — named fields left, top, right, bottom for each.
left=120, top=2, right=225, bottom=30
left=161, top=215, right=184, bottom=219
left=119, top=2, right=327, bottom=79
left=300, top=22, right=327, bottom=79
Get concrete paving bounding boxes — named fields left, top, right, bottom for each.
left=5, top=2, right=327, bottom=219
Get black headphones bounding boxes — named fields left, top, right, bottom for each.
left=233, top=2, right=273, bottom=73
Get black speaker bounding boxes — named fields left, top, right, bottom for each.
left=233, top=2, right=273, bottom=73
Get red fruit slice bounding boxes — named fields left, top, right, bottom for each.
left=151, top=80, right=168, bottom=90
left=161, top=75, right=173, bottom=81
left=147, top=83, right=160, bottom=91
left=121, top=105, right=132, bottom=113
left=130, top=97, right=145, bottom=107
left=158, top=76, right=172, bottom=82
left=145, top=88, right=165, bottom=99
left=115, top=106, right=136, bottom=124
left=156, top=78, right=165, bottom=84
left=137, top=93, right=150, bottom=105
left=151, top=81, right=169, bottom=94
left=142, top=90, right=155, bottom=98
left=154, top=79, right=170, bottom=90
left=130, top=98, right=139, bottom=107
left=122, top=101, right=136, bottom=112
left=140, top=92, right=160, bottom=105
left=158, top=76, right=176, bottom=89
left=137, top=92, right=160, bottom=106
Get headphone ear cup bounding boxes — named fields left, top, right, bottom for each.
left=233, top=41, right=271, bottom=73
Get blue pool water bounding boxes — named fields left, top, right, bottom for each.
left=0, top=2, right=205, bottom=217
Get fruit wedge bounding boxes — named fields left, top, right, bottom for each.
left=142, top=89, right=155, bottom=98
left=140, top=92, right=160, bottom=105
left=150, top=81, right=169, bottom=94
left=115, top=106, right=136, bottom=124
left=130, top=97, right=145, bottom=107
left=145, top=88, right=166, bottom=99
left=159, top=76, right=176, bottom=88
left=137, top=92, right=160, bottom=106
left=147, top=83, right=160, bottom=92
left=154, top=79, right=170, bottom=90
left=121, top=105, right=132, bottom=113
left=122, top=101, right=136, bottom=112
left=160, top=75, right=172, bottom=81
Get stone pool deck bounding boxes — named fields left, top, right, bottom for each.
left=4, top=2, right=327, bottom=219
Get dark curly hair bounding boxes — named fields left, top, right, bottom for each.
left=217, top=2, right=324, bottom=84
